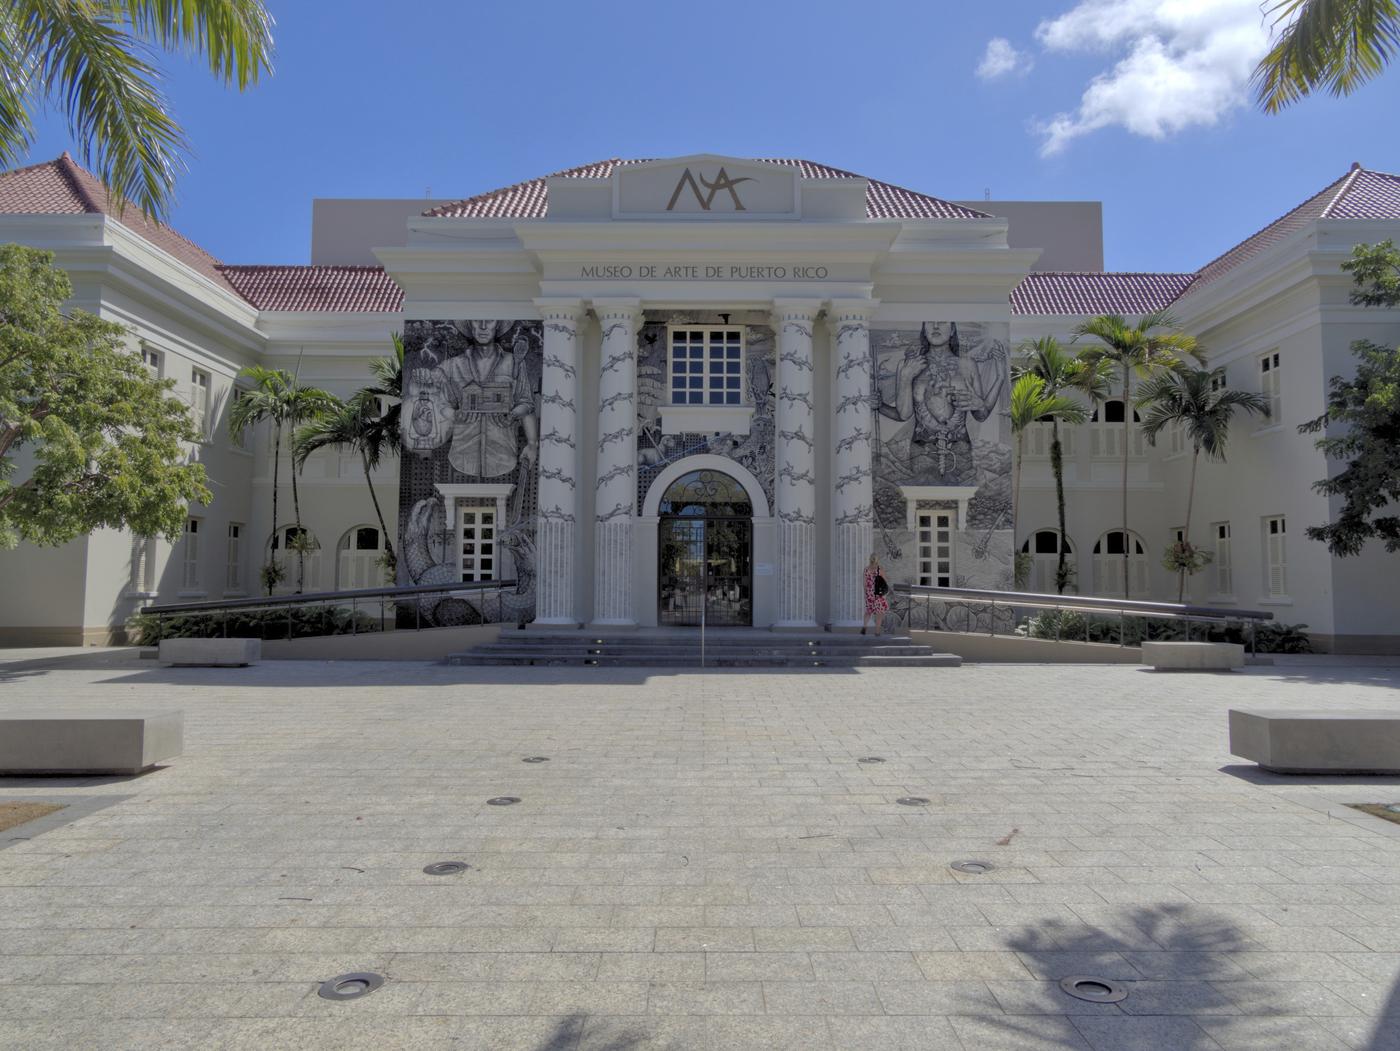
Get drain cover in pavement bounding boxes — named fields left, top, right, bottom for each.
left=422, top=861, right=470, bottom=876
left=317, top=972, right=385, bottom=1001
left=857, top=757, right=886, bottom=764
left=522, top=757, right=550, bottom=763
left=896, top=797, right=931, bottom=806
left=487, top=797, right=521, bottom=806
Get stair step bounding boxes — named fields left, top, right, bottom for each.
left=446, top=653, right=961, bottom=668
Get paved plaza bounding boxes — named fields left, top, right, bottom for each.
left=2, top=650, right=1400, bottom=1050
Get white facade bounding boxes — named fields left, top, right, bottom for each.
left=0, top=154, right=1396, bottom=652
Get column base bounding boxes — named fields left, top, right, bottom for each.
left=587, top=619, right=638, bottom=630
left=771, top=620, right=821, bottom=633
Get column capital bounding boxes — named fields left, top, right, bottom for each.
left=770, top=298, right=824, bottom=322
left=589, top=298, right=644, bottom=324
left=533, top=297, right=587, bottom=324
left=826, top=298, right=879, bottom=322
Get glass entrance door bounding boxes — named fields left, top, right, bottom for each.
left=656, top=469, right=753, bottom=627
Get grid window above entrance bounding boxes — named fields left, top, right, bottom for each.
left=669, top=328, right=743, bottom=406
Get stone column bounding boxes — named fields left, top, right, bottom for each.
left=591, top=299, right=642, bottom=626
left=533, top=299, right=586, bottom=625
left=828, top=299, right=877, bottom=628
left=772, top=300, right=822, bottom=629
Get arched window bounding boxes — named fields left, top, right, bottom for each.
left=1020, top=529, right=1075, bottom=593
left=1091, top=400, right=1145, bottom=457
left=658, top=470, right=753, bottom=518
left=266, top=525, right=322, bottom=593
left=337, top=525, right=385, bottom=590
left=1092, top=529, right=1149, bottom=597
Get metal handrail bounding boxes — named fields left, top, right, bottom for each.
left=896, top=583, right=1272, bottom=654
left=895, top=584, right=1273, bottom=622
left=141, top=579, right=516, bottom=616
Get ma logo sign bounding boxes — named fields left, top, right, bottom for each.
left=666, top=167, right=753, bottom=212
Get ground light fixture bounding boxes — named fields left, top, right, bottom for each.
left=317, top=972, right=385, bottom=1001
left=522, top=756, right=550, bottom=763
left=1058, top=976, right=1129, bottom=1004
left=857, top=757, right=886, bottom=763
left=895, top=797, right=931, bottom=806
left=950, top=860, right=996, bottom=875
left=487, top=796, right=521, bottom=806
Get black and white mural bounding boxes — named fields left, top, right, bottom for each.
left=634, top=310, right=777, bottom=510
left=397, top=320, right=543, bottom=624
left=870, top=321, right=1014, bottom=627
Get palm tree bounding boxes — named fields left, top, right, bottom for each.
left=228, top=366, right=335, bottom=594
left=363, top=332, right=405, bottom=450
left=1254, top=0, right=1400, bottom=112
left=293, top=392, right=396, bottom=577
left=1074, top=311, right=1204, bottom=599
left=1, top=2, right=274, bottom=218
left=1138, top=368, right=1271, bottom=600
left=1014, top=338, right=1110, bottom=592
left=1009, top=373, right=1089, bottom=589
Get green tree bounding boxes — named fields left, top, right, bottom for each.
left=1014, top=337, right=1109, bottom=592
left=1075, top=311, right=1204, bottom=598
left=293, top=391, right=396, bottom=577
left=1254, top=0, right=1400, bottom=112
left=1298, top=239, right=1400, bottom=555
left=1008, top=370, right=1088, bottom=588
left=363, top=332, right=405, bottom=450
left=0, top=243, right=209, bottom=547
left=1, top=2, right=275, bottom=219
left=228, top=365, right=334, bottom=594
left=1138, top=367, right=1270, bottom=600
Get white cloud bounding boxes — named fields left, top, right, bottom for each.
left=977, top=37, right=1033, bottom=80
left=1031, top=0, right=1283, bottom=155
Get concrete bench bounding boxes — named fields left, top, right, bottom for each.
left=1230, top=709, right=1400, bottom=774
left=1141, top=641, right=1243, bottom=671
left=159, top=637, right=260, bottom=667
left=0, top=712, right=183, bottom=775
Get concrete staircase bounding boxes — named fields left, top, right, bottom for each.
left=446, top=628, right=962, bottom=668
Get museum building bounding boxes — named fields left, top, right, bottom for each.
left=0, top=152, right=1397, bottom=652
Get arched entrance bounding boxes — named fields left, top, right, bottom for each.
left=656, top=469, right=753, bottom=626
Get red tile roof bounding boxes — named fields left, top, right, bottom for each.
left=424, top=158, right=992, bottom=220
left=1011, top=272, right=1197, bottom=316
left=1191, top=164, right=1400, bottom=289
left=218, top=265, right=403, bottom=312
left=0, top=152, right=226, bottom=286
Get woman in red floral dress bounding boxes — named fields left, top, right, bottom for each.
left=862, top=553, right=888, bottom=636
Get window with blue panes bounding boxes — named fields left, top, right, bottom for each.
left=669, top=328, right=743, bottom=406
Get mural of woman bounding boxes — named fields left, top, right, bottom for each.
left=878, top=321, right=1005, bottom=485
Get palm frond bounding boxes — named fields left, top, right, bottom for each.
left=111, top=0, right=275, bottom=88
left=1254, top=0, right=1400, bottom=112
left=16, top=0, right=186, bottom=217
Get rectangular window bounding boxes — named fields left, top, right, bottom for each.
left=669, top=328, right=743, bottom=407
left=1169, top=422, right=1185, bottom=456
left=1209, top=367, right=1227, bottom=393
left=141, top=345, right=162, bottom=376
left=182, top=517, right=201, bottom=591
left=1264, top=515, right=1287, bottom=598
left=1259, top=351, right=1281, bottom=423
left=916, top=510, right=955, bottom=588
left=129, top=536, right=155, bottom=593
left=190, top=368, right=211, bottom=439
left=226, top=523, right=243, bottom=592
left=458, top=500, right=496, bottom=583
left=1214, top=521, right=1232, bottom=596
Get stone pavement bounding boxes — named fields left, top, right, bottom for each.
left=1, top=648, right=1399, bottom=1050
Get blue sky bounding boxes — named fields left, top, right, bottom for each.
left=19, top=0, right=1400, bottom=274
